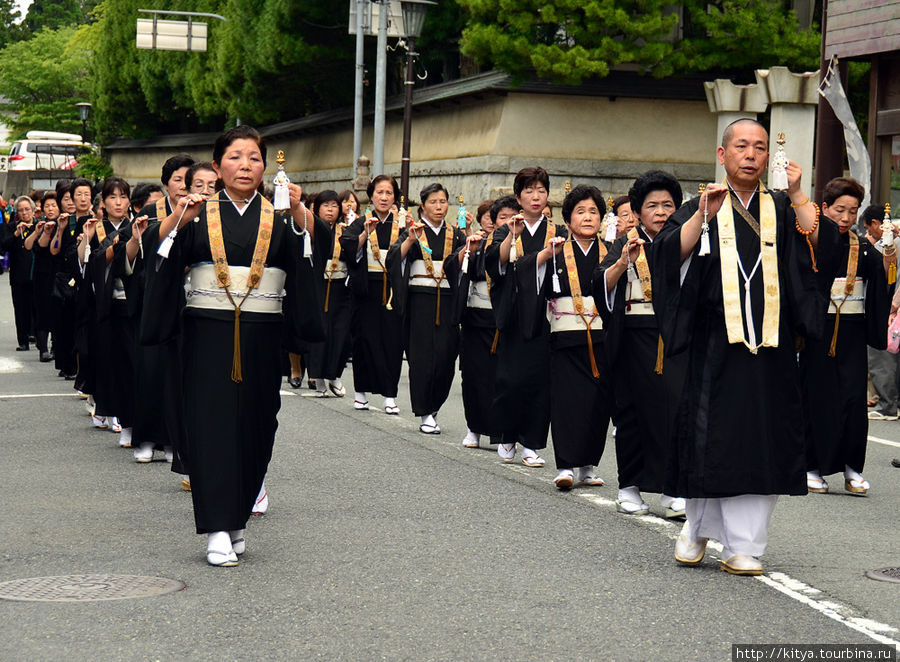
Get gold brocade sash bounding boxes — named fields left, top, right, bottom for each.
left=562, top=238, right=602, bottom=378
left=626, top=228, right=664, bottom=374
left=827, top=231, right=859, bottom=357
left=95, top=220, right=107, bottom=244
left=207, top=197, right=275, bottom=383
left=414, top=223, right=455, bottom=326
left=717, top=184, right=780, bottom=353
left=324, top=222, right=344, bottom=313
left=367, top=214, right=399, bottom=306
left=514, top=221, right=555, bottom=256
left=484, top=232, right=501, bottom=355
left=156, top=198, right=167, bottom=223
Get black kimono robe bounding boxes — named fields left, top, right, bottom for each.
left=73, top=214, right=98, bottom=396
left=444, top=235, right=501, bottom=438
left=595, top=226, right=687, bottom=493
left=85, top=217, right=136, bottom=428
left=29, top=232, right=56, bottom=355
left=483, top=220, right=567, bottom=450
left=307, top=217, right=353, bottom=382
left=339, top=213, right=403, bottom=399
left=387, top=222, right=466, bottom=417
left=651, top=190, right=836, bottom=498
left=800, top=223, right=890, bottom=476
left=140, top=192, right=322, bottom=534
left=51, top=214, right=82, bottom=377
left=1, top=219, right=34, bottom=347
left=517, top=238, right=612, bottom=469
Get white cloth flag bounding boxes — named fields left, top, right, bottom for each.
left=818, top=55, right=871, bottom=211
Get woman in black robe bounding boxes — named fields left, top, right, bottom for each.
left=387, top=183, right=467, bottom=433
left=24, top=193, right=62, bottom=363
left=140, top=126, right=321, bottom=566
left=306, top=190, right=353, bottom=397
left=444, top=197, right=517, bottom=448
left=595, top=170, right=687, bottom=518
left=339, top=175, right=404, bottom=414
left=801, top=177, right=891, bottom=496
left=79, top=178, right=137, bottom=447
left=1, top=197, right=35, bottom=351
left=515, top=185, right=611, bottom=488
left=49, top=183, right=79, bottom=380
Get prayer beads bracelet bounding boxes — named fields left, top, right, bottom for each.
left=794, top=202, right=820, bottom=272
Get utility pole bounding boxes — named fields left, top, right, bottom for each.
left=373, top=0, right=388, bottom=176
left=352, top=0, right=366, bottom=180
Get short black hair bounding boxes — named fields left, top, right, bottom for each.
left=612, top=195, right=630, bottom=215
left=212, top=125, right=266, bottom=167
left=562, top=185, right=606, bottom=224
left=860, top=204, right=884, bottom=228
left=71, top=177, right=93, bottom=194
left=161, top=153, right=196, bottom=186
left=55, top=179, right=73, bottom=199
left=313, top=190, right=340, bottom=217
left=490, top=195, right=518, bottom=222
left=131, top=183, right=164, bottom=210
left=513, top=166, right=550, bottom=197
left=186, top=162, right=216, bottom=188
left=419, top=182, right=449, bottom=205
left=366, top=174, right=401, bottom=203
left=823, top=177, right=865, bottom=206
left=101, top=176, right=130, bottom=200
left=628, top=170, right=682, bottom=217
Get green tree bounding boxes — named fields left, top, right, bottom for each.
left=0, top=0, right=22, bottom=49
left=0, top=26, right=91, bottom=138
left=24, top=0, right=87, bottom=32
left=458, top=0, right=820, bottom=84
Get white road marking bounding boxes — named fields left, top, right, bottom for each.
left=0, top=357, right=24, bottom=373
left=868, top=435, right=900, bottom=449
left=0, top=393, right=80, bottom=399
left=304, top=396, right=900, bottom=648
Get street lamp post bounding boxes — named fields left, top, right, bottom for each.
left=75, top=102, right=92, bottom=144
left=399, top=0, right=435, bottom=201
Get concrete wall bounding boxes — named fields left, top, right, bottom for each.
left=107, top=90, right=718, bottom=207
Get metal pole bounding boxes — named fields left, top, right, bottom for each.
left=813, top=2, right=846, bottom=203
left=353, top=0, right=365, bottom=180
left=373, top=0, right=388, bottom=175
left=400, top=38, right=416, bottom=200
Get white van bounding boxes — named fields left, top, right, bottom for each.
left=7, top=131, right=88, bottom=171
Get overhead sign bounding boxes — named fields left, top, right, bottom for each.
left=348, top=0, right=405, bottom=38
left=136, top=18, right=208, bottom=52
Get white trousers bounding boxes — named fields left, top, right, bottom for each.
left=685, top=495, right=778, bottom=559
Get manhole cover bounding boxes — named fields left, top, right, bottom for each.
left=865, top=568, right=900, bottom=584
left=0, top=574, right=185, bottom=602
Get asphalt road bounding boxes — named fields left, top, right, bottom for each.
left=0, top=279, right=897, bottom=661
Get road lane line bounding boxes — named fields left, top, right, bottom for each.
left=0, top=393, right=80, bottom=399
left=868, top=435, right=900, bottom=449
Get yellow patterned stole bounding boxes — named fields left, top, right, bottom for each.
left=827, top=231, right=859, bottom=357
left=207, top=196, right=275, bottom=383
left=367, top=213, right=399, bottom=305
left=415, top=223, right=455, bottom=326
left=627, top=227, right=664, bottom=374
left=562, top=238, right=603, bottom=378
left=717, top=184, right=780, bottom=353
left=324, top=222, right=344, bottom=313
left=156, top=198, right=167, bottom=222
left=485, top=232, right=501, bottom=355
left=514, top=220, right=555, bottom=256
left=95, top=220, right=107, bottom=244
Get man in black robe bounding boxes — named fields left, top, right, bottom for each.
left=651, top=119, right=832, bottom=576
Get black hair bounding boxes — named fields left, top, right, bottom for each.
left=419, top=182, right=449, bottom=205
left=562, top=185, right=606, bottom=224
left=823, top=177, right=865, bottom=206
left=212, top=126, right=266, bottom=167
left=161, top=153, right=196, bottom=186
left=860, top=204, right=884, bottom=228
left=130, top=183, right=164, bottom=211
left=101, top=176, right=131, bottom=200
left=490, top=195, right=518, bottom=222
left=55, top=179, right=73, bottom=199
left=71, top=177, right=93, bottom=194
left=186, top=161, right=217, bottom=188
left=366, top=174, right=401, bottom=203
left=313, top=190, right=340, bottom=217
left=628, top=170, right=682, bottom=217
left=612, top=195, right=630, bottom=215
left=513, top=166, right=550, bottom=197
left=338, top=189, right=359, bottom=213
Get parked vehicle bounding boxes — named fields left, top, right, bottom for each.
left=7, top=131, right=88, bottom=171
